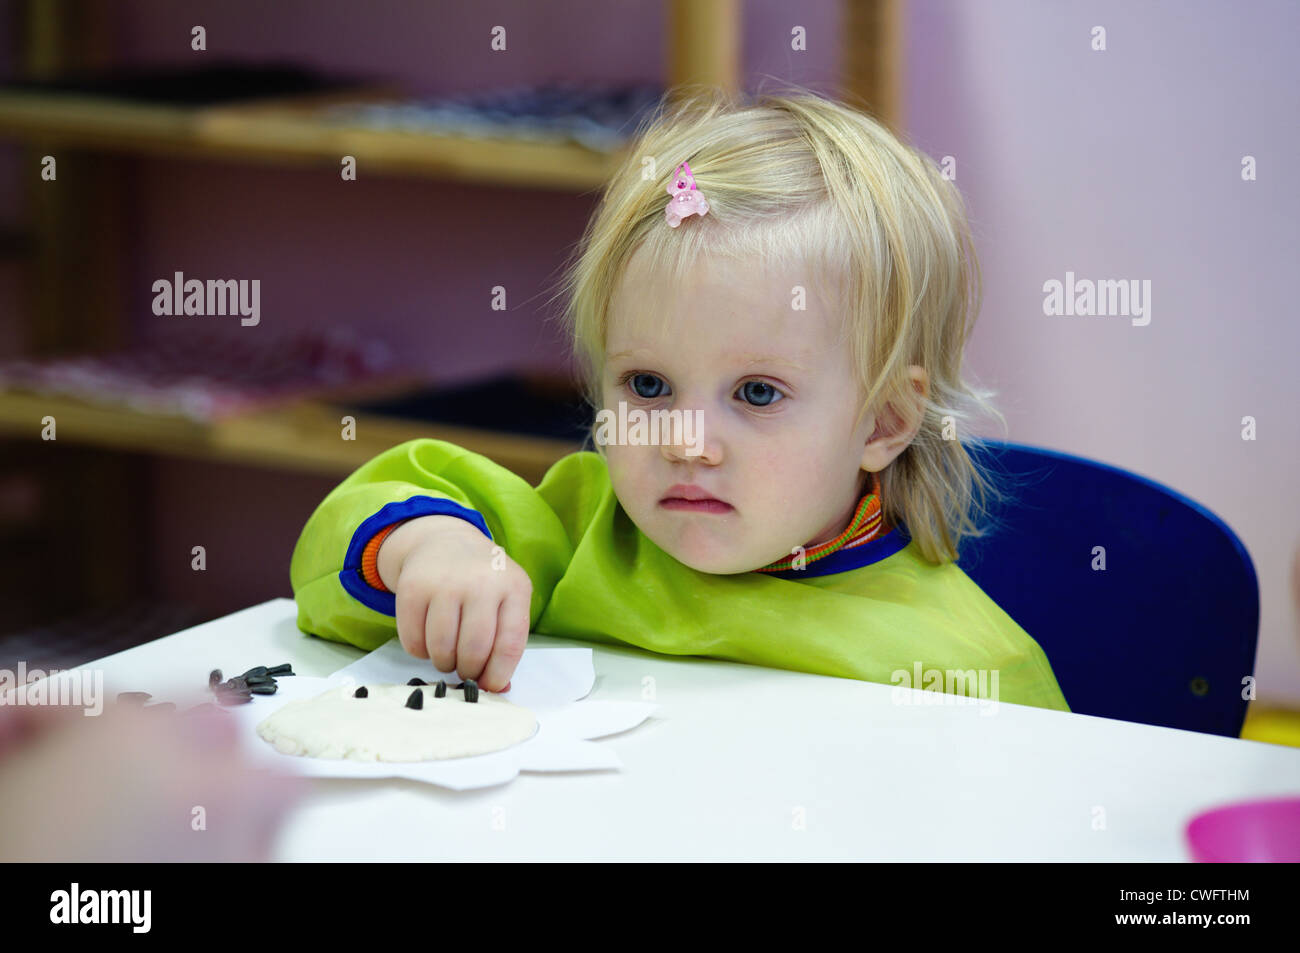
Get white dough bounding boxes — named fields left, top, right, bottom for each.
left=256, top=683, right=538, bottom=761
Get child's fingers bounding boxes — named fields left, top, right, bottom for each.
left=423, top=591, right=462, bottom=674
left=480, top=589, right=529, bottom=693
left=454, top=594, right=501, bottom=684
left=394, top=587, right=430, bottom=659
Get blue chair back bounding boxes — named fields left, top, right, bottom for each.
left=956, top=440, right=1259, bottom=737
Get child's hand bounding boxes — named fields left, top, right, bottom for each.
left=377, top=515, right=532, bottom=692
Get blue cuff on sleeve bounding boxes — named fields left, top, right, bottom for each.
left=339, top=496, right=493, bottom=616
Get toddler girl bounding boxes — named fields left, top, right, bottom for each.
left=290, top=87, right=1070, bottom=712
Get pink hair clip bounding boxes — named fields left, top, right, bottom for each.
left=665, top=161, right=710, bottom=227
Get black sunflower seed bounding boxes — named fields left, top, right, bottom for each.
left=267, top=664, right=294, bottom=676
left=248, top=683, right=277, bottom=695
left=117, top=692, right=151, bottom=705
left=215, top=691, right=252, bottom=706
left=214, top=680, right=252, bottom=701
left=353, top=686, right=368, bottom=698
left=462, top=679, right=478, bottom=703
left=208, top=669, right=222, bottom=688
left=407, top=677, right=426, bottom=686
left=245, top=674, right=275, bottom=687
left=434, top=680, right=446, bottom=698
left=405, top=688, right=423, bottom=710
left=240, top=666, right=269, bottom=681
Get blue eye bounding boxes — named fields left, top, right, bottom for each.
left=619, top=372, right=785, bottom=408
left=738, top=381, right=783, bottom=406
left=629, top=373, right=666, bottom=399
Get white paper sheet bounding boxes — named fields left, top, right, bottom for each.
left=224, top=640, right=658, bottom=790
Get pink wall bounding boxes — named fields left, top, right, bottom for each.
left=904, top=0, right=1300, bottom=701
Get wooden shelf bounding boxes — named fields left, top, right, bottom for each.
left=0, top=90, right=625, bottom=190
left=0, top=391, right=582, bottom=483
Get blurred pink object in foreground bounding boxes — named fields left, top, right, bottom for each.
left=0, top=699, right=307, bottom=861
left=1185, top=797, right=1300, bottom=862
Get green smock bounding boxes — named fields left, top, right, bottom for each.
left=290, top=439, right=1070, bottom=712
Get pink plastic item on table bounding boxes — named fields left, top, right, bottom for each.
left=1185, top=797, right=1300, bottom=862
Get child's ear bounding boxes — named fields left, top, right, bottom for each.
left=911, top=365, right=931, bottom=401
left=860, top=366, right=929, bottom=473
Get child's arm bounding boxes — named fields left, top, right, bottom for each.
left=289, top=438, right=584, bottom=656
left=374, top=514, right=489, bottom=589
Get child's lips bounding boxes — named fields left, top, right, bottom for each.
left=660, top=498, right=734, bottom=514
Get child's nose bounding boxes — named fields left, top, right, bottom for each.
left=660, top=423, right=720, bottom=465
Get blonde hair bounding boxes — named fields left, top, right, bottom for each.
left=551, top=84, right=1010, bottom=565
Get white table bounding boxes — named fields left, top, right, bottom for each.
left=74, top=598, right=1300, bottom=861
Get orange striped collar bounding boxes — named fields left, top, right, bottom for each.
left=755, top=472, right=887, bottom=573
